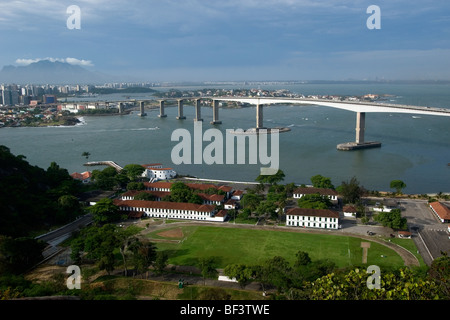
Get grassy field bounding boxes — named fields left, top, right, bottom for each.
left=149, top=225, right=406, bottom=269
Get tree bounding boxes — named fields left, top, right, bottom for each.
left=0, top=236, right=46, bottom=275
left=224, top=264, right=254, bottom=287
left=428, top=253, right=450, bottom=298
left=169, top=182, right=193, bottom=203
left=255, top=169, right=285, bottom=185
left=374, top=208, right=407, bottom=230
left=199, top=257, right=218, bottom=285
left=308, top=267, right=443, bottom=300
left=73, top=224, right=121, bottom=275
left=390, top=180, right=407, bottom=194
left=81, top=151, right=90, bottom=159
left=240, top=193, right=263, bottom=212
left=154, top=251, right=169, bottom=274
left=122, top=164, right=145, bottom=181
left=294, top=251, right=312, bottom=268
left=310, top=174, right=335, bottom=189
left=262, top=256, right=292, bottom=293
left=89, top=198, right=124, bottom=224
left=297, top=193, right=332, bottom=209
left=127, top=182, right=145, bottom=191
left=57, top=194, right=83, bottom=220
left=130, top=240, right=157, bottom=278
left=134, top=192, right=156, bottom=201
left=337, top=176, right=365, bottom=204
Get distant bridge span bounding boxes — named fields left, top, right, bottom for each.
left=212, top=97, right=450, bottom=150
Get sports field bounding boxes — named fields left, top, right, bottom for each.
left=149, top=225, right=406, bottom=269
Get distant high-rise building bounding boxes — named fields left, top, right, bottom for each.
left=1, top=85, right=19, bottom=106
left=43, top=94, right=57, bottom=104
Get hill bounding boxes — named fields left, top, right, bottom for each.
left=0, top=145, right=83, bottom=237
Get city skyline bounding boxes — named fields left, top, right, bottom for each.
left=1, top=0, right=450, bottom=82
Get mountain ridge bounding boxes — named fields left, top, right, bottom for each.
left=0, top=60, right=113, bottom=85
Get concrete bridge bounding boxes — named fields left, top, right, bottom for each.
left=212, top=97, right=450, bottom=150
left=60, top=96, right=450, bottom=150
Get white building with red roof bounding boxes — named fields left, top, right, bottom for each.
left=286, top=208, right=339, bottom=229
left=429, top=201, right=450, bottom=223
left=113, top=199, right=227, bottom=222
left=293, top=187, right=339, bottom=204
left=141, top=164, right=177, bottom=181
left=70, top=171, right=92, bottom=184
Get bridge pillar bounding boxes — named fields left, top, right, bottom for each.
left=210, top=100, right=222, bottom=124
left=337, top=111, right=380, bottom=150
left=158, top=100, right=167, bottom=118
left=355, top=112, right=365, bottom=144
left=139, top=101, right=147, bottom=117
left=194, top=99, right=203, bottom=121
left=256, top=103, right=264, bottom=129
left=176, top=99, right=186, bottom=119
left=118, top=102, right=123, bottom=114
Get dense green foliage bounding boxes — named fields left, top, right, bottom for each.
left=162, top=182, right=205, bottom=204
left=310, top=174, right=335, bottom=189
left=297, top=193, right=332, bottom=209
left=390, top=180, right=407, bottom=194
left=374, top=208, right=408, bottom=230
left=255, top=169, right=285, bottom=185
left=0, top=145, right=84, bottom=237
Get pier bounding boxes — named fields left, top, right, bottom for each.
left=83, top=161, right=123, bottom=172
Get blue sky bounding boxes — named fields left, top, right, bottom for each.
left=0, top=0, right=449, bottom=81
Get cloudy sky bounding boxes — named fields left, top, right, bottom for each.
left=0, top=0, right=449, bottom=81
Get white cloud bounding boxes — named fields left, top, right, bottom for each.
left=15, top=57, right=94, bottom=67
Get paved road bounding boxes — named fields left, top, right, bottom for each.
left=37, top=214, right=93, bottom=259
left=399, top=199, right=450, bottom=265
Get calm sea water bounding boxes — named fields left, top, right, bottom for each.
left=1, top=83, right=449, bottom=194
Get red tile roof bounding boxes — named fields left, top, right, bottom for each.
left=70, top=171, right=92, bottom=180
left=429, top=202, right=450, bottom=221
left=215, top=210, right=228, bottom=217
left=343, top=205, right=357, bottom=213
left=286, top=208, right=339, bottom=218
left=197, top=193, right=225, bottom=202
left=144, top=181, right=173, bottom=189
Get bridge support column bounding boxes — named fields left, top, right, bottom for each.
left=256, top=103, right=264, bottom=129
left=118, top=102, right=123, bottom=114
left=139, top=101, right=147, bottom=117
left=337, top=111, right=381, bottom=150
left=158, top=100, right=167, bottom=118
left=355, top=112, right=365, bottom=144
left=176, top=99, right=186, bottom=119
left=210, top=100, right=222, bottom=124
left=194, top=99, right=203, bottom=121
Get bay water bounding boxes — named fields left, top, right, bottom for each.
left=1, top=83, right=449, bottom=194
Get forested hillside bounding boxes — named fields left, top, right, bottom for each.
left=0, top=145, right=83, bottom=237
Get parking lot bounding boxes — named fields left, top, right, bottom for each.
left=399, top=199, right=450, bottom=265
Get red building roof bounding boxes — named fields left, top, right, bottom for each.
left=429, top=202, right=450, bottom=221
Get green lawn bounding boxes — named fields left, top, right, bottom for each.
left=149, top=226, right=405, bottom=269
